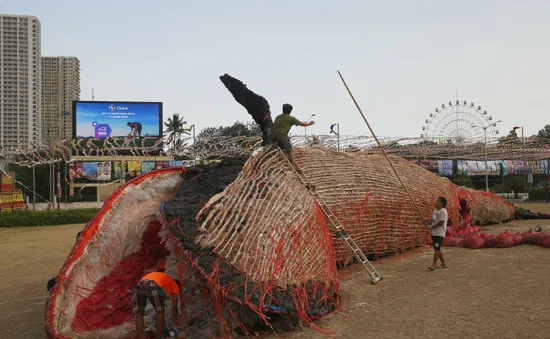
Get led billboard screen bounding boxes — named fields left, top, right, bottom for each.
left=73, top=101, right=163, bottom=139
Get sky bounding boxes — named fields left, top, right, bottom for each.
left=3, top=0, right=549, bottom=139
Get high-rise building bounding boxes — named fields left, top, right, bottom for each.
left=0, top=14, right=41, bottom=148
left=41, top=57, right=80, bottom=143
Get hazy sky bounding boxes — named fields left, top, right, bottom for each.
left=4, top=0, right=549, bottom=138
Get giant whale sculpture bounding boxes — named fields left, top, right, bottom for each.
left=45, top=75, right=515, bottom=338
left=45, top=146, right=514, bottom=338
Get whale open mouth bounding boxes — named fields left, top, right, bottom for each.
left=45, top=168, right=184, bottom=339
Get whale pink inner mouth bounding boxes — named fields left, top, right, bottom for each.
left=71, top=220, right=168, bottom=331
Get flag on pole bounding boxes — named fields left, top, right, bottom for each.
left=330, top=124, right=339, bottom=135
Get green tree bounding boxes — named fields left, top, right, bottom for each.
left=197, top=122, right=260, bottom=139
left=164, top=113, right=190, bottom=150
left=497, top=129, right=520, bottom=146
left=536, top=124, right=550, bottom=143
left=502, top=175, right=525, bottom=199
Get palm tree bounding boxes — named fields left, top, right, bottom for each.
left=164, top=113, right=189, bottom=150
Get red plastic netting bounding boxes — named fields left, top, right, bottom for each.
left=286, top=147, right=515, bottom=263
left=441, top=229, right=550, bottom=250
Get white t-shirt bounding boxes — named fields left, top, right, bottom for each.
left=431, top=208, right=448, bottom=237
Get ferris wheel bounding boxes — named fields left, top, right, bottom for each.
left=421, top=100, right=500, bottom=144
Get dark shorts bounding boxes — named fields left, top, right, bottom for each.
left=136, top=280, right=165, bottom=312
left=432, top=236, right=444, bottom=250
left=268, top=132, right=292, bottom=153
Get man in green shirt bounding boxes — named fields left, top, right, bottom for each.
left=268, top=103, right=315, bottom=168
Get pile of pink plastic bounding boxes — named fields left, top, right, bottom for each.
left=427, top=225, right=550, bottom=249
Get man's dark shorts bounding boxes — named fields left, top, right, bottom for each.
left=136, top=280, right=165, bottom=312
left=432, top=236, right=444, bottom=251
left=268, top=132, right=292, bottom=153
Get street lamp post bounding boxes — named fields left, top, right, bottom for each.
left=330, top=123, right=340, bottom=151
left=62, top=112, right=70, bottom=210
left=484, top=127, right=488, bottom=192
left=32, top=150, right=36, bottom=211
left=512, top=126, right=525, bottom=147
left=190, top=124, right=196, bottom=161
left=513, top=126, right=526, bottom=195
left=304, top=114, right=316, bottom=144
left=472, top=120, right=501, bottom=192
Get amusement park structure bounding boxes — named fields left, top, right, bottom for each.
left=421, top=99, right=500, bottom=145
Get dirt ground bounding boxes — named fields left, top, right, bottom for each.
left=0, top=204, right=549, bottom=339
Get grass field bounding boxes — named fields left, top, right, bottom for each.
left=0, top=204, right=549, bottom=338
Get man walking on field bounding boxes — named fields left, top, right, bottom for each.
left=268, top=103, right=315, bottom=168
left=424, top=197, right=448, bottom=271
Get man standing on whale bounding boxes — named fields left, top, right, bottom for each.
left=268, top=103, right=315, bottom=169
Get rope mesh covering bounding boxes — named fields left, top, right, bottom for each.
left=199, top=146, right=515, bottom=264
left=197, top=150, right=335, bottom=285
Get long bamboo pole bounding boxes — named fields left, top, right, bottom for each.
left=337, top=70, right=425, bottom=220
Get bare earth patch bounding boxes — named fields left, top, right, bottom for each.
left=0, top=224, right=84, bottom=339
left=281, top=245, right=550, bottom=339
left=0, top=203, right=549, bottom=338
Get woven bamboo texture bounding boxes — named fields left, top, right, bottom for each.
left=197, top=149, right=336, bottom=287
left=198, top=146, right=515, bottom=279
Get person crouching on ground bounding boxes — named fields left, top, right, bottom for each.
left=135, top=271, right=181, bottom=339
left=424, top=197, right=448, bottom=271
left=268, top=103, right=315, bottom=169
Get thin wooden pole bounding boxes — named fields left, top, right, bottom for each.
left=337, top=70, right=425, bottom=220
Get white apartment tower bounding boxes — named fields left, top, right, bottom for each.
left=42, top=57, right=80, bottom=143
left=0, top=14, right=41, bottom=148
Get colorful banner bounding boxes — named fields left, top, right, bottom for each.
left=419, top=160, right=438, bottom=171
left=466, top=161, right=500, bottom=176
left=466, top=161, right=482, bottom=176
left=12, top=189, right=24, bottom=211
left=97, top=162, right=112, bottom=180
left=540, top=160, right=549, bottom=175
left=510, top=160, right=529, bottom=174
left=155, top=161, right=169, bottom=170
left=1, top=171, right=15, bottom=191
left=169, top=160, right=183, bottom=167
left=113, top=161, right=125, bottom=179
left=69, top=162, right=84, bottom=180
left=83, top=162, right=98, bottom=179
left=457, top=161, right=468, bottom=176
left=0, top=190, right=23, bottom=211
left=490, top=161, right=500, bottom=175
left=500, top=160, right=510, bottom=176
left=437, top=160, right=453, bottom=177
left=527, top=160, right=540, bottom=174
left=141, top=161, right=155, bottom=174
left=127, top=161, right=142, bottom=178
left=0, top=191, right=12, bottom=212
left=202, top=159, right=222, bottom=165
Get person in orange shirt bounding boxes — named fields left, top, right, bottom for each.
left=135, top=271, right=181, bottom=339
